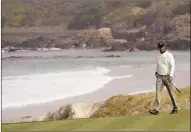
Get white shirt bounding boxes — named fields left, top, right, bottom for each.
left=156, top=51, right=175, bottom=77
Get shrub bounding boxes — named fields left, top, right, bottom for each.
left=172, top=2, right=191, bottom=15
left=135, top=0, right=152, bottom=8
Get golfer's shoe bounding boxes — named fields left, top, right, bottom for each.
left=170, top=109, right=178, bottom=114
left=149, top=109, right=159, bottom=115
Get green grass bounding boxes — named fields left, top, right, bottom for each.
left=2, top=110, right=190, bottom=131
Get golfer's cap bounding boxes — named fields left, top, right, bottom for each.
left=157, top=42, right=166, bottom=48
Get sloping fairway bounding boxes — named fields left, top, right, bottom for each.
left=2, top=110, right=190, bottom=131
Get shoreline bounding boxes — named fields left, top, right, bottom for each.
left=1, top=49, right=142, bottom=61
left=2, top=49, right=190, bottom=60
left=2, top=86, right=190, bottom=124
left=2, top=61, right=190, bottom=122
left=2, top=87, right=156, bottom=110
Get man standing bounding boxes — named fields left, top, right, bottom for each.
left=149, top=42, right=178, bottom=115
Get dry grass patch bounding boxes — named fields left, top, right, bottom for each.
left=91, top=87, right=190, bottom=118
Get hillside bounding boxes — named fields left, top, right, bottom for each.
left=2, top=0, right=190, bottom=30
left=2, top=0, right=190, bottom=51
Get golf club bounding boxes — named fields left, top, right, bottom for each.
left=171, top=82, right=181, bottom=93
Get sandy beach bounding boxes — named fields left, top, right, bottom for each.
left=2, top=50, right=190, bottom=123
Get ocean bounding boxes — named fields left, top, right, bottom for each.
left=2, top=49, right=190, bottom=109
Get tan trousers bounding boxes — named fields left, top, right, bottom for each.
left=154, top=73, right=178, bottom=110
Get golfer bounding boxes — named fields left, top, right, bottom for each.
left=149, top=42, right=178, bottom=115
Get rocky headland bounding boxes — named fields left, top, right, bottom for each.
left=2, top=0, right=190, bottom=53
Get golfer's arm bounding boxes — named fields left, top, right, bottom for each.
left=169, top=54, right=175, bottom=77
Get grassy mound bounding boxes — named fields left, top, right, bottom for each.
left=91, top=87, right=190, bottom=118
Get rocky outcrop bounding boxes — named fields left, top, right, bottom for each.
left=51, top=38, right=78, bottom=49
left=45, top=102, right=104, bottom=121
left=2, top=28, right=114, bottom=51
left=75, top=27, right=113, bottom=48
left=20, top=36, right=53, bottom=49
left=2, top=26, right=190, bottom=52
left=112, top=26, right=147, bottom=42
left=45, top=104, right=71, bottom=121
left=166, top=39, right=190, bottom=50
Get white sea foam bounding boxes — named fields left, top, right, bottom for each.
left=2, top=67, right=133, bottom=109
left=129, top=89, right=155, bottom=95
left=112, top=75, right=133, bottom=79
left=118, top=65, right=130, bottom=68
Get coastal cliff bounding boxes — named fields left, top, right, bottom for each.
left=2, top=0, right=190, bottom=52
